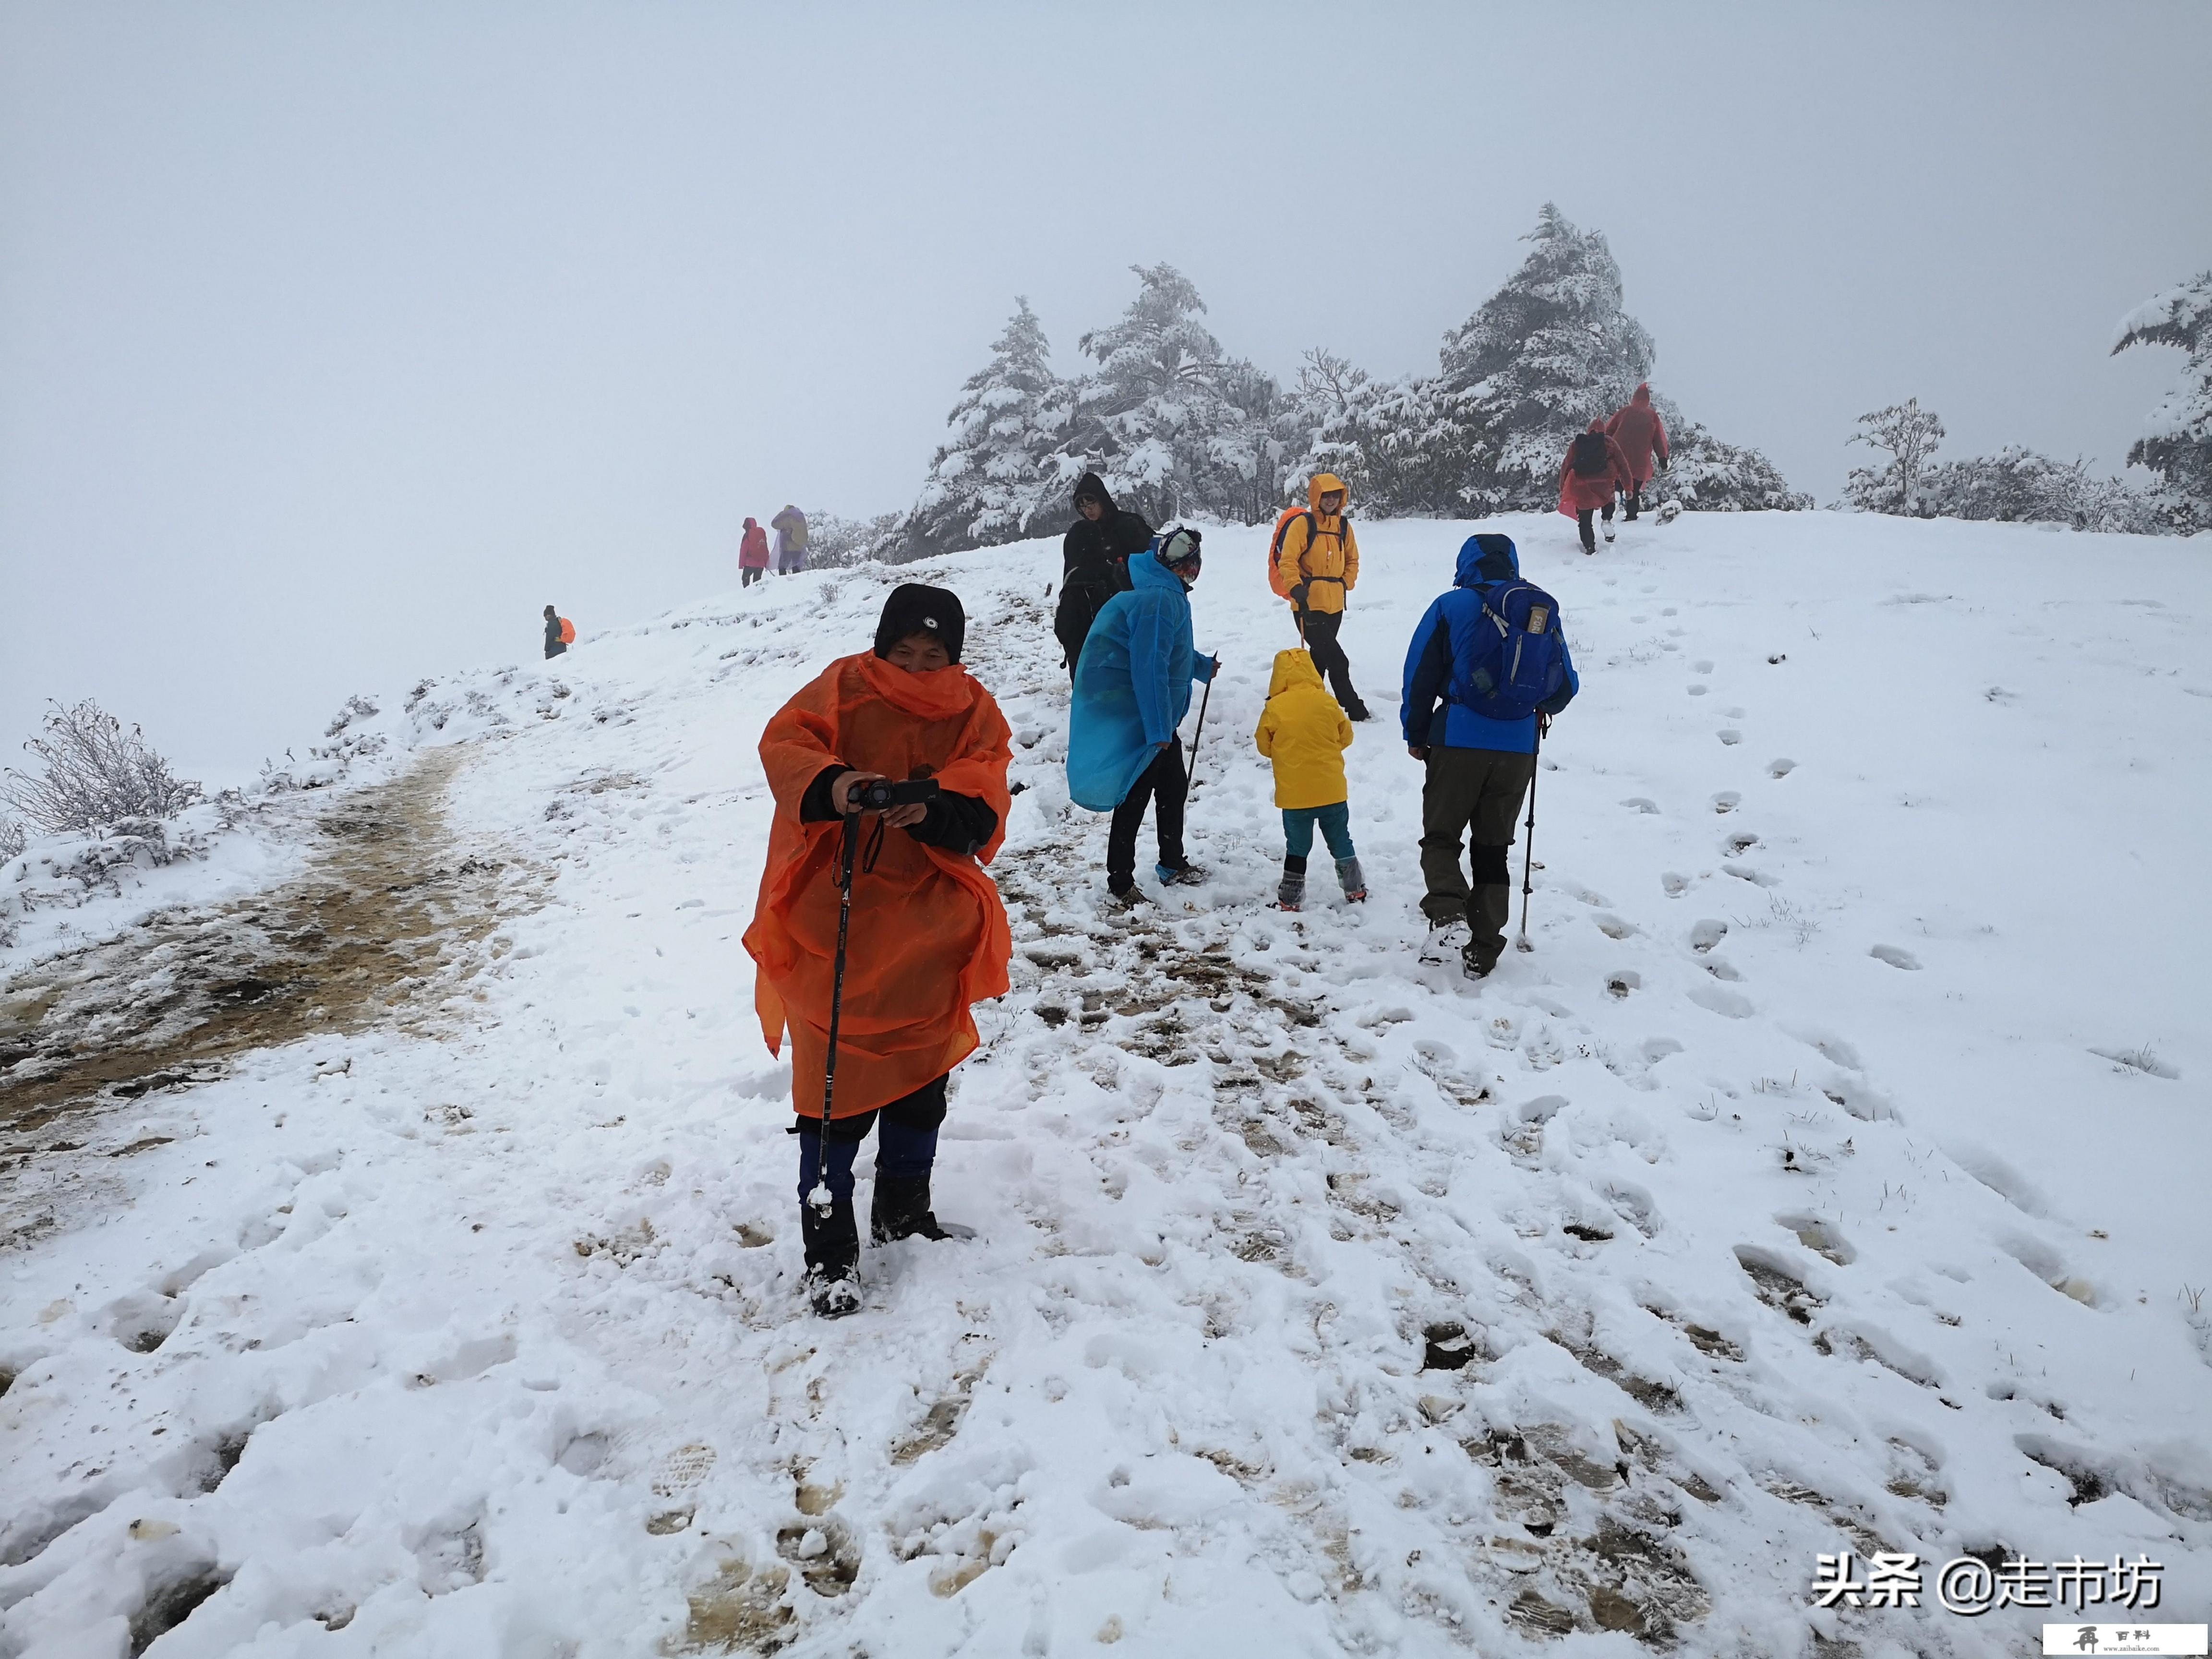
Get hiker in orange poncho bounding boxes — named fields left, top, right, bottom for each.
left=742, top=582, right=1013, bottom=1316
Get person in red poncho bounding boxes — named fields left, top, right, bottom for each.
left=1557, top=419, right=1635, bottom=554
left=1604, top=383, right=1671, bottom=522
left=742, top=583, right=1013, bottom=1316
left=738, top=516, right=770, bottom=588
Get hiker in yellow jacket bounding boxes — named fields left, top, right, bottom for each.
left=1254, top=649, right=1367, bottom=910
left=1273, top=472, right=1370, bottom=721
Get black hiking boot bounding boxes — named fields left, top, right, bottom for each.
left=871, top=1173, right=973, bottom=1244
left=1462, top=940, right=1499, bottom=981
left=799, top=1197, right=862, bottom=1318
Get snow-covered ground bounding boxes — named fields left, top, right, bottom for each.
left=3, top=510, right=2209, bottom=1658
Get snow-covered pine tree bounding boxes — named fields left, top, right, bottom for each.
left=1067, top=264, right=1280, bottom=526
left=2111, top=271, right=2212, bottom=531
left=1842, top=398, right=1946, bottom=515
left=1426, top=203, right=1656, bottom=514
left=902, top=297, right=1074, bottom=557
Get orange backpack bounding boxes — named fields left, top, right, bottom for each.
left=559, top=617, right=576, bottom=644
left=1266, top=507, right=1312, bottom=600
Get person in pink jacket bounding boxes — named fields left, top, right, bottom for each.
left=1557, top=420, right=1635, bottom=553
left=739, top=516, right=770, bottom=588
left=1604, top=383, right=1671, bottom=521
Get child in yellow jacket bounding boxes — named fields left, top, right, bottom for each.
left=1254, top=649, right=1366, bottom=909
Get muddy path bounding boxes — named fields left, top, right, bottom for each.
left=0, top=747, right=536, bottom=1155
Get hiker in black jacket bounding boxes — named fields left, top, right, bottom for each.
left=1054, top=472, right=1152, bottom=681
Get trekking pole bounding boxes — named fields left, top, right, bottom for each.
left=806, top=811, right=862, bottom=1211
left=1184, top=657, right=1218, bottom=781
left=1515, top=720, right=1543, bottom=953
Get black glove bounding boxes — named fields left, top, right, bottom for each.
left=1290, top=581, right=1310, bottom=609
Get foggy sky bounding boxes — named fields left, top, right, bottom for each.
left=4, top=1, right=2209, bottom=783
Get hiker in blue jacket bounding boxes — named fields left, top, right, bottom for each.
left=1067, top=529, right=1218, bottom=904
left=1402, top=533, right=1579, bottom=978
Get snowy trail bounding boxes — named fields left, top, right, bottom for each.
left=2, top=514, right=2208, bottom=1657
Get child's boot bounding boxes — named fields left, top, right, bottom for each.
left=1335, top=856, right=1367, bottom=902
left=1276, top=854, right=1307, bottom=911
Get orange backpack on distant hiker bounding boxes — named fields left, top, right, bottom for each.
left=559, top=617, right=576, bottom=644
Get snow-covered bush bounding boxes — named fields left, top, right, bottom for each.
left=1659, top=418, right=1816, bottom=513
left=1, top=700, right=204, bottom=834
left=1918, top=448, right=2159, bottom=532
left=2111, top=271, right=2212, bottom=531
left=0, top=815, right=24, bottom=862
left=807, top=510, right=904, bottom=567
left=1843, top=398, right=1946, bottom=515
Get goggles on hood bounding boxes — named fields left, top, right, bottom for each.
left=1157, top=527, right=1203, bottom=570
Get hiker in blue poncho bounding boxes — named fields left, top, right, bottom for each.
left=1067, top=529, right=1219, bottom=905
left=1402, top=533, right=1580, bottom=978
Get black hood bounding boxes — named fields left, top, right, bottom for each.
left=1071, top=471, right=1114, bottom=513
left=873, top=583, right=967, bottom=664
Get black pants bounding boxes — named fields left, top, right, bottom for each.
left=1056, top=582, right=1114, bottom=681
left=742, top=566, right=764, bottom=588
left=1623, top=486, right=1643, bottom=521
left=1295, top=608, right=1364, bottom=712
left=1107, top=743, right=1187, bottom=890
left=794, top=1075, right=948, bottom=1204
left=1575, top=499, right=1617, bottom=552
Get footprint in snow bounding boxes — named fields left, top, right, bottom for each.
left=1722, top=862, right=1779, bottom=887
left=1660, top=872, right=1690, bottom=897
left=1869, top=944, right=1921, bottom=971
left=1591, top=913, right=1639, bottom=940
left=1604, top=970, right=1640, bottom=999
left=1687, top=684, right=1709, bottom=697
left=1721, top=830, right=1759, bottom=855
left=1688, top=919, right=1727, bottom=953
left=1693, top=660, right=1714, bottom=674
left=1717, top=729, right=1743, bottom=746
left=1768, top=757, right=1796, bottom=778
left=1710, top=792, right=1740, bottom=815
left=1621, top=797, right=1659, bottom=815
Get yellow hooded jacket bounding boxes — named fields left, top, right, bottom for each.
left=1274, top=473, right=1360, bottom=617
left=1254, top=649, right=1354, bottom=810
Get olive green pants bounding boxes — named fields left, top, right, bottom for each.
left=1419, top=747, right=1535, bottom=963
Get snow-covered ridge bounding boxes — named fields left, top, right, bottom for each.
left=2, top=511, right=2208, bottom=1656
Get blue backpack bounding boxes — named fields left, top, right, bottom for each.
left=1453, top=580, right=1566, bottom=720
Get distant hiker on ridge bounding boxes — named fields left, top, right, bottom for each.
left=739, top=516, right=770, bottom=588
left=1604, top=383, right=1671, bottom=521
left=1066, top=529, right=1218, bottom=906
left=772, top=505, right=810, bottom=575
left=1558, top=420, right=1635, bottom=553
left=543, top=605, right=574, bottom=660
left=1402, top=534, right=1578, bottom=979
left=1272, top=473, right=1370, bottom=720
left=1054, top=471, right=1152, bottom=682
left=742, top=584, right=1013, bottom=1318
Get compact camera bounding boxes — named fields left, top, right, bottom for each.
left=855, top=777, right=939, bottom=812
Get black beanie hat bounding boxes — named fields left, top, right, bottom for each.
left=873, top=583, right=966, bottom=664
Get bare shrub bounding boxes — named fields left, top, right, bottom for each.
left=0, top=816, right=24, bottom=861
left=1, top=700, right=204, bottom=834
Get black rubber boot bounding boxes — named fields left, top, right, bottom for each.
left=799, top=1199, right=862, bottom=1318
left=871, top=1174, right=957, bottom=1243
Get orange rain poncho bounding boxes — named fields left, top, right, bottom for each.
left=742, top=651, right=1013, bottom=1119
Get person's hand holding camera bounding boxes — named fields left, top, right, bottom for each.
left=829, top=770, right=931, bottom=830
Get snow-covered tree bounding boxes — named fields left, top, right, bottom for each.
left=903, top=298, right=1075, bottom=556
left=2111, top=271, right=2212, bottom=531
left=1427, top=203, right=1657, bottom=513
left=1843, top=398, right=1946, bottom=515
left=1066, top=264, right=1283, bottom=526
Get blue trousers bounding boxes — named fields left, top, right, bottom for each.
left=1282, top=801, right=1355, bottom=864
left=795, top=1074, right=947, bottom=1203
